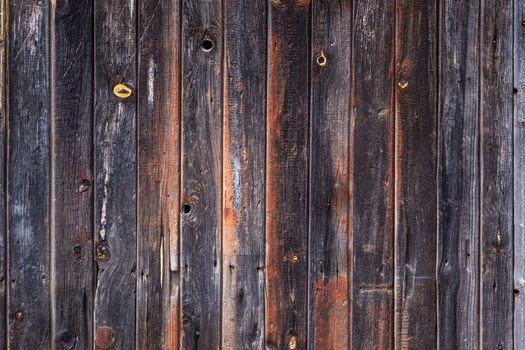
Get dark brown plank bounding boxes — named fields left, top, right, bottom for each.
left=265, top=1, right=310, bottom=349
left=480, top=0, right=513, bottom=348
left=394, top=1, right=438, bottom=348
left=222, top=0, right=266, bottom=348
left=351, top=0, right=395, bottom=349
left=94, top=0, right=137, bottom=348
left=137, top=0, right=181, bottom=348
left=7, top=0, right=50, bottom=347
left=437, top=1, right=480, bottom=349
left=180, top=0, right=223, bottom=348
left=515, top=0, right=525, bottom=347
left=51, top=0, right=94, bottom=348
left=309, top=0, right=351, bottom=348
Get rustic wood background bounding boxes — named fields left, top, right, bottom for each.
left=0, top=0, right=522, bottom=349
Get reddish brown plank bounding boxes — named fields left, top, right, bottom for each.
left=265, top=1, right=310, bottom=349
left=351, top=0, right=395, bottom=348
left=137, top=0, right=181, bottom=348
left=222, top=0, right=266, bottom=348
left=309, top=0, right=351, bottom=349
left=394, top=1, right=438, bottom=348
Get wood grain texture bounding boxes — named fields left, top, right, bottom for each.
left=51, top=0, right=94, bottom=348
left=394, top=0, right=438, bottom=348
left=515, top=0, right=525, bottom=348
left=309, top=0, right=351, bottom=349
left=222, top=0, right=266, bottom=349
left=350, top=1, right=395, bottom=349
left=480, top=0, right=513, bottom=349
left=265, top=1, right=310, bottom=349
left=437, top=1, right=480, bottom=349
left=137, top=0, right=181, bottom=349
left=94, top=0, right=137, bottom=349
left=7, top=0, right=51, bottom=347
left=180, top=0, right=223, bottom=348
left=0, top=0, right=6, bottom=346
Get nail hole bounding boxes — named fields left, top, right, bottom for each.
left=181, top=203, right=192, bottom=214
left=201, top=39, right=213, bottom=52
left=316, top=52, right=327, bottom=66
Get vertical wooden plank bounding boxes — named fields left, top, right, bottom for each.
left=222, top=0, right=265, bottom=348
left=351, top=0, right=395, bottom=349
left=394, top=1, right=438, bottom=348
left=480, top=0, right=513, bottom=348
left=180, top=0, right=222, bottom=348
left=137, top=0, right=180, bottom=348
left=437, top=0, right=480, bottom=349
left=0, top=0, right=6, bottom=346
left=51, top=0, right=94, bottom=348
left=7, top=0, right=50, bottom=348
left=309, top=0, right=351, bottom=349
left=94, top=0, right=137, bottom=348
left=265, top=0, right=309, bottom=349
left=515, top=0, right=525, bottom=347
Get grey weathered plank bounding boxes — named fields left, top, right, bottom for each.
left=94, top=0, right=137, bottom=349
left=309, top=0, right=351, bottom=348
left=515, top=0, right=525, bottom=348
left=480, top=0, right=513, bottom=349
left=7, top=0, right=50, bottom=347
left=180, top=0, right=223, bottom=348
left=137, top=0, right=181, bottom=348
left=265, top=1, right=310, bottom=349
left=437, top=0, right=480, bottom=349
left=394, top=0, right=438, bottom=348
left=0, top=0, right=6, bottom=346
left=351, top=0, right=395, bottom=348
left=51, top=0, right=94, bottom=348
left=222, top=0, right=266, bottom=349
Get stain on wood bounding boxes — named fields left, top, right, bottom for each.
left=137, top=0, right=180, bottom=349
left=0, top=1, right=522, bottom=349
left=265, top=1, right=310, bottom=349
left=309, top=0, right=351, bottom=349
left=222, top=0, right=266, bottom=349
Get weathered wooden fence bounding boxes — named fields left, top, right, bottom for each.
left=0, top=0, right=523, bottom=349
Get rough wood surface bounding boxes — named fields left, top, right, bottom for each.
left=351, top=1, right=395, bottom=348
left=515, top=0, right=525, bottom=348
left=394, top=0, right=438, bottom=348
left=265, top=1, right=310, bottom=349
left=309, top=0, right=351, bottom=349
left=437, top=1, right=480, bottom=349
left=51, top=0, right=94, bottom=348
left=137, top=0, right=181, bottom=349
left=180, top=0, right=223, bottom=348
left=222, top=0, right=266, bottom=349
left=480, top=0, right=514, bottom=349
left=94, top=1, right=137, bottom=349
left=7, top=0, right=51, bottom=347
left=0, top=0, right=6, bottom=347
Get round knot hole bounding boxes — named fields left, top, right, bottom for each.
left=201, top=39, right=214, bottom=52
